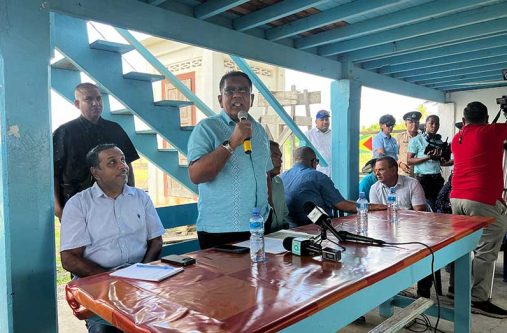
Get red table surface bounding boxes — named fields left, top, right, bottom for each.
left=66, top=211, right=493, bottom=333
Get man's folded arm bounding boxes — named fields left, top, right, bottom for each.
left=61, top=247, right=107, bottom=278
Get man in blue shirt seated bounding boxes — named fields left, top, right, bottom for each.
left=60, top=144, right=165, bottom=333
left=281, top=147, right=385, bottom=227
left=187, top=71, right=272, bottom=248
left=359, top=158, right=377, bottom=201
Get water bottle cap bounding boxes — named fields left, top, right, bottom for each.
left=359, top=192, right=366, bottom=199
left=252, top=207, right=260, bottom=215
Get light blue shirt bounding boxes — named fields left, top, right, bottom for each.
left=408, top=134, right=441, bottom=174
left=188, top=110, right=272, bottom=232
left=372, top=131, right=398, bottom=160
left=60, top=183, right=165, bottom=269
left=359, top=172, right=377, bottom=201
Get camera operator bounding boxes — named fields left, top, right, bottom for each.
left=407, top=115, right=453, bottom=212
left=449, top=101, right=507, bottom=318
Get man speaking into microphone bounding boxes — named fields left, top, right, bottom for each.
left=188, top=71, right=272, bottom=249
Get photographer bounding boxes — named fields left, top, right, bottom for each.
left=407, top=115, right=452, bottom=212
left=450, top=101, right=507, bottom=318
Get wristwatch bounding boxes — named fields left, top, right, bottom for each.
left=222, top=140, right=234, bottom=154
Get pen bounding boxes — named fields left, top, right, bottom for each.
left=136, top=263, right=172, bottom=270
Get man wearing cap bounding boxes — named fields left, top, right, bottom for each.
left=306, top=110, right=331, bottom=176
left=396, top=111, right=421, bottom=177
left=373, top=114, right=399, bottom=160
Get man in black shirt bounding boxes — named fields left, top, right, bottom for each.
left=53, top=82, right=139, bottom=219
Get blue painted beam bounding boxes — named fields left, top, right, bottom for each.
left=343, top=17, right=507, bottom=62
left=194, top=0, right=248, bottom=20
left=233, top=0, right=328, bottom=32
left=443, top=81, right=507, bottom=92
left=332, top=79, right=361, bottom=198
left=428, top=74, right=501, bottom=89
left=390, top=55, right=507, bottom=79
left=295, top=0, right=485, bottom=50
left=361, top=34, right=507, bottom=70
left=230, top=55, right=328, bottom=168
left=0, top=1, right=56, bottom=332
left=382, top=45, right=507, bottom=75
left=417, top=70, right=503, bottom=86
left=345, top=65, right=445, bottom=103
left=319, top=1, right=507, bottom=56
left=265, top=0, right=400, bottom=41
left=115, top=28, right=215, bottom=117
left=406, top=63, right=507, bottom=83
left=48, top=0, right=342, bottom=80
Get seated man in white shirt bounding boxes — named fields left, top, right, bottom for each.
left=60, top=143, right=165, bottom=333
left=369, top=156, right=426, bottom=211
left=370, top=156, right=431, bottom=298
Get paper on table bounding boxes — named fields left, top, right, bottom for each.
left=110, top=263, right=183, bottom=282
left=235, top=230, right=314, bottom=254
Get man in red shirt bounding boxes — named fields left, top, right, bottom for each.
left=450, top=101, right=507, bottom=318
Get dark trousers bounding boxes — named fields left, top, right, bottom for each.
left=197, top=211, right=273, bottom=249
left=197, top=231, right=251, bottom=249
left=415, top=173, right=444, bottom=297
left=85, top=319, right=122, bottom=333
left=416, top=173, right=444, bottom=211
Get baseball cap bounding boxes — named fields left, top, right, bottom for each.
left=379, top=114, right=396, bottom=126
left=316, top=110, right=330, bottom=119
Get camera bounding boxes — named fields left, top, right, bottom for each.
left=424, top=134, right=452, bottom=161
left=496, top=95, right=507, bottom=111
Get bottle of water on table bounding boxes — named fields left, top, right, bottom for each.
left=387, top=187, right=399, bottom=223
left=356, top=192, right=369, bottom=234
left=249, top=207, right=265, bottom=263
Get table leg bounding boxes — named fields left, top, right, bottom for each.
left=454, top=252, right=472, bottom=333
left=379, top=297, right=394, bottom=318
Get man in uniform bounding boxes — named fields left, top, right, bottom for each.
left=396, top=111, right=421, bottom=177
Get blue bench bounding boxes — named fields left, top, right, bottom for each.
left=156, top=203, right=200, bottom=256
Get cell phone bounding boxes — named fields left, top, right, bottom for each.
left=213, top=244, right=250, bottom=254
left=161, top=254, right=196, bottom=266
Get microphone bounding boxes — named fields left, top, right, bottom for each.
left=283, top=237, right=342, bottom=262
left=337, top=230, right=385, bottom=245
left=238, top=111, right=252, bottom=154
left=282, top=237, right=321, bottom=256
left=303, top=202, right=345, bottom=242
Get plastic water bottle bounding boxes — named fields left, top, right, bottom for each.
left=387, top=187, right=399, bottom=223
left=356, top=192, right=368, bottom=234
left=249, top=207, right=265, bottom=263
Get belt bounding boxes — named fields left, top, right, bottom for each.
left=415, top=173, right=441, bottom=179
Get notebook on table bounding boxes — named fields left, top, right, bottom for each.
left=110, top=263, right=183, bottom=282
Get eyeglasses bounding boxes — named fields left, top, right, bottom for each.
left=222, top=87, right=251, bottom=96
left=385, top=123, right=395, bottom=127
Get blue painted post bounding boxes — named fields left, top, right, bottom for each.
left=454, top=253, right=472, bottom=333
left=0, top=1, right=56, bottom=332
left=331, top=80, right=361, bottom=199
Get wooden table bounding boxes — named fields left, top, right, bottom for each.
left=65, top=211, right=493, bottom=332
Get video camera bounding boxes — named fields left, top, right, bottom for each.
left=424, top=134, right=452, bottom=161
left=497, top=95, right=507, bottom=112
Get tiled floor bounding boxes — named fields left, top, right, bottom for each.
left=58, top=252, right=507, bottom=333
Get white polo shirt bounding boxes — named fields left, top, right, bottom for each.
left=61, top=183, right=165, bottom=269
left=306, top=127, right=331, bottom=176
left=369, top=175, right=426, bottom=210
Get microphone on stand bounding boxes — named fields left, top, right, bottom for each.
left=237, top=111, right=252, bottom=154
left=337, top=230, right=385, bottom=245
left=303, top=202, right=345, bottom=242
left=303, top=202, right=385, bottom=246
left=282, top=237, right=341, bottom=262
left=282, top=237, right=321, bottom=257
